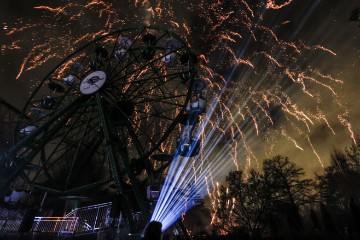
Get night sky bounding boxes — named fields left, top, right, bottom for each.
left=0, top=0, right=359, bottom=177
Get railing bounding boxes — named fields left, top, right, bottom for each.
left=65, top=202, right=112, bottom=233
left=0, top=219, right=23, bottom=232
left=0, top=208, right=26, bottom=232
left=31, top=217, right=79, bottom=234
left=30, top=202, right=112, bottom=236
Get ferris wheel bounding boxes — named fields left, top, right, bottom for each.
left=0, top=26, right=206, bottom=222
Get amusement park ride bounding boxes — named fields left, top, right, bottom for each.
left=0, top=26, right=206, bottom=238
left=0, top=98, right=26, bottom=153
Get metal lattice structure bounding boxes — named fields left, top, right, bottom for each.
left=0, top=98, right=26, bottom=153
left=0, top=98, right=31, bottom=195
left=0, top=26, right=201, bottom=228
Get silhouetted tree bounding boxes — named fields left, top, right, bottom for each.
left=320, top=203, right=339, bottom=238
left=183, top=203, right=213, bottom=237
left=349, top=198, right=360, bottom=235
left=212, top=170, right=274, bottom=239
left=317, top=140, right=360, bottom=208
left=263, top=155, right=316, bottom=208
left=263, top=156, right=316, bottom=238
left=214, top=156, right=316, bottom=239
left=345, top=138, right=360, bottom=170
left=310, top=208, right=321, bottom=231
left=316, top=137, right=360, bottom=239
left=229, top=170, right=275, bottom=239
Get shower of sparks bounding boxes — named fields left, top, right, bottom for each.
left=1, top=0, right=356, bottom=230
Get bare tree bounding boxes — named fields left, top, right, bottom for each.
left=317, top=138, right=360, bottom=208
left=213, top=156, right=316, bottom=238
left=232, top=169, right=275, bottom=238
left=213, top=170, right=275, bottom=239
left=263, top=155, right=316, bottom=207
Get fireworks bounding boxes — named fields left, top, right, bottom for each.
left=1, top=0, right=355, bottom=231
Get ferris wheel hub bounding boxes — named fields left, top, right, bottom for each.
left=80, top=70, right=107, bottom=95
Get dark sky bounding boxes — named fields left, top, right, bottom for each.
left=0, top=0, right=359, bottom=176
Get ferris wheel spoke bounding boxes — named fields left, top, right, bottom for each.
left=110, top=63, right=154, bottom=92
left=2, top=98, right=84, bottom=191
left=132, top=108, right=177, bottom=122
left=31, top=145, right=67, bottom=184
left=114, top=58, right=186, bottom=88
left=113, top=101, right=164, bottom=154
left=64, top=104, right=96, bottom=190
left=117, top=44, right=175, bottom=83
left=108, top=71, right=183, bottom=89
left=46, top=105, right=95, bottom=144
left=109, top=29, right=147, bottom=77
left=28, top=94, right=81, bottom=119
left=134, top=95, right=186, bottom=106
left=110, top=50, right=147, bottom=82
left=135, top=48, right=171, bottom=71
left=123, top=122, right=147, bottom=159
left=120, top=81, right=185, bottom=100
left=110, top=44, right=186, bottom=94
left=110, top=50, right=141, bottom=79
left=14, top=95, right=86, bottom=154
left=130, top=91, right=182, bottom=107
left=30, top=91, right=80, bottom=106
left=101, top=92, right=166, bottom=152
left=57, top=43, right=95, bottom=81
left=32, top=142, right=81, bottom=184
left=125, top=68, right=171, bottom=98
left=148, top=62, right=177, bottom=102
left=37, top=147, right=57, bottom=184
left=109, top=30, right=144, bottom=72
left=103, top=32, right=122, bottom=72
left=65, top=133, right=105, bottom=189
left=129, top=113, right=170, bottom=153
left=34, top=111, right=104, bottom=189
left=130, top=82, right=187, bottom=104
left=30, top=177, right=112, bottom=194
left=127, top=74, right=180, bottom=102
left=153, top=30, right=169, bottom=45
left=28, top=103, right=96, bottom=186
left=109, top=28, right=147, bottom=71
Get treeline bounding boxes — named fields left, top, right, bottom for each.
left=210, top=137, right=360, bottom=240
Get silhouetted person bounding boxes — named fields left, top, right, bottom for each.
left=143, top=221, right=162, bottom=240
